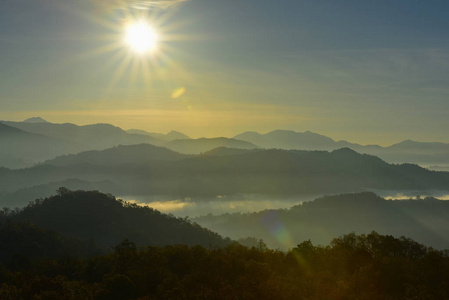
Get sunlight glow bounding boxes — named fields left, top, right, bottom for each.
left=125, top=21, right=158, bottom=53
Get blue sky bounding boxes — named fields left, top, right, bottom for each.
left=1, top=0, right=449, bottom=144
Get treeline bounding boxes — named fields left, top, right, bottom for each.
left=1, top=232, right=448, bottom=299
left=194, top=192, right=449, bottom=250
left=0, top=189, right=230, bottom=250
left=3, top=147, right=449, bottom=205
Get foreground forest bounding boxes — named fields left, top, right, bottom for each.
left=0, top=189, right=229, bottom=251
left=1, top=189, right=449, bottom=299
left=1, top=232, right=448, bottom=300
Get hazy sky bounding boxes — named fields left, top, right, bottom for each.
left=1, top=0, right=449, bottom=145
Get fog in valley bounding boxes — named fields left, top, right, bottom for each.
left=121, top=194, right=319, bottom=217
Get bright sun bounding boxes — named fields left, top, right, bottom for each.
left=125, top=21, right=158, bottom=53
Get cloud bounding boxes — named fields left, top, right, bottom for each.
left=101, top=0, right=188, bottom=10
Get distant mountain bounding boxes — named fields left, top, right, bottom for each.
left=193, top=192, right=449, bottom=250
left=166, top=130, right=191, bottom=140
left=3, top=121, right=164, bottom=148
left=9, top=189, right=230, bottom=249
left=43, top=144, right=190, bottom=167
left=0, top=122, right=66, bottom=168
left=389, top=139, right=449, bottom=153
left=164, top=137, right=261, bottom=154
left=23, top=117, right=49, bottom=123
left=0, top=178, right=120, bottom=208
left=0, top=121, right=167, bottom=168
left=234, top=129, right=449, bottom=165
left=2, top=147, right=449, bottom=206
left=126, top=129, right=191, bottom=141
left=201, top=147, right=263, bottom=157
left=234, top=130, right=335, bottom=150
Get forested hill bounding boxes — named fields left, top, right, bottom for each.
left=194, top=192, right=449, bottom=250
left=2, top=147, right=449, bottom=209
left=1, top=189, right=230, bottom=249
left=1, top=232, right=448, bottom=299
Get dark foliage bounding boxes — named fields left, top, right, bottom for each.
left=2, top=147, right=449, bottom=204
left=0, top=220, right=98, bottom=263
left=0, top=232, right=448, bottom=299
left=3, top=189, right=230, bottom=250
left=194, top=192, right=449, bottom=249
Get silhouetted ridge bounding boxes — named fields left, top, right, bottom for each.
left=331, top=147, right=358, bottom=155
left=201, top=147, right=262, bottom=157
left=13, top=189, right=229, bottom=249
left=164, top=137, right=261, bottom=154
left=310, top=192, right=385, bottom=206
left=43, top=143, right=189, bottom=166
left=233, top=129, right=449, bottom=165
left=165, top=130, right=191, bottom=140
left=194, top=192, right=449, bottom=250
left=2, top=146, right=449, bottom=202
left=23, top=117, right=49, bottom=123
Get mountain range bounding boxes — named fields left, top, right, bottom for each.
left=233, top=130, right=449, bottom=166
left=3, top=118, right=449, bottom=169
left=0, top=189, right=229, bottom=254
left=1, top=144, right=449, bottom=209
left=194, top=192, right=449, bottom=250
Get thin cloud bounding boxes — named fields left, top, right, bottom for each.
left=102, top=0, right=188, bottom=10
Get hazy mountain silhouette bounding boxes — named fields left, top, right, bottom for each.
left=234, top=129, right=449, bottom=166
left=0, top=122, right=66, bottom=168
left=0, top=121, right=169, bottom=168
left=23, top=117, right=50, bottom=123
left=43, top=143, right=190, bottom=167
left=2, top=121, right=164, bottom=148
left=2, top=147, right=449, bottom=207
left=164, top=137, right=261, bottom=154
left=194, top=192, right=449, bottom=250
left=201, top=147, right=263, bottom=157
left=127, top=129, right=191, bottom=141
left=6, top=189, right=230, bottom=249
left=166, top=130, right=191, bottom=140
left=234, top=130, right=335, bottom=150
left=0, top=178, right=120, bottom=209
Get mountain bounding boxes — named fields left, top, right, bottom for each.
left=43, top=143, right=190, bottom=167
left=166, top=130, right=191, bottom=140
left=0, top=178, right=120, bottom=209
left=0, top=122, right=66, bottom=169
left=389, top=139, right=449, bottom=151
left=0, top=121, right=167, bottom=168
left=23, top=117, right=49, bottom=123
left=234, top=130, right=335, bottom=150
left=164, top=137, right=261, bottom=154
left=234, top=129, right=449, bottom=166
left=193, top=192, right=449, bottom=250
left=8, top=189, right=230, bottom=249
left=126, top=129, right=191, bottom=141
left=2, top=147, right=449, bottom=207
left=201, top=147, right=263, bottom=157
left=2, top=121, right=164, bottom=148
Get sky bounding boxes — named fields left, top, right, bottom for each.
left=1, top=0, right=449, bottom=145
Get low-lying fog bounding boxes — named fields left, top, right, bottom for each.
left=120, top=194, right=321, bottom=218
left=121, top=190, right=449, bottom=217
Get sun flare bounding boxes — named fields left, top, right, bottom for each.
left=125, top=21, right=158, bottom=53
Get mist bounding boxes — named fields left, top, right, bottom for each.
left=121, top=194, right=322, bottom=217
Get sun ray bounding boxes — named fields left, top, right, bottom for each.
left=52, top=1, right=194, bottom=102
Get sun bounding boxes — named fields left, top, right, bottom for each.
left=125, top=21, right=158, bottom=53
